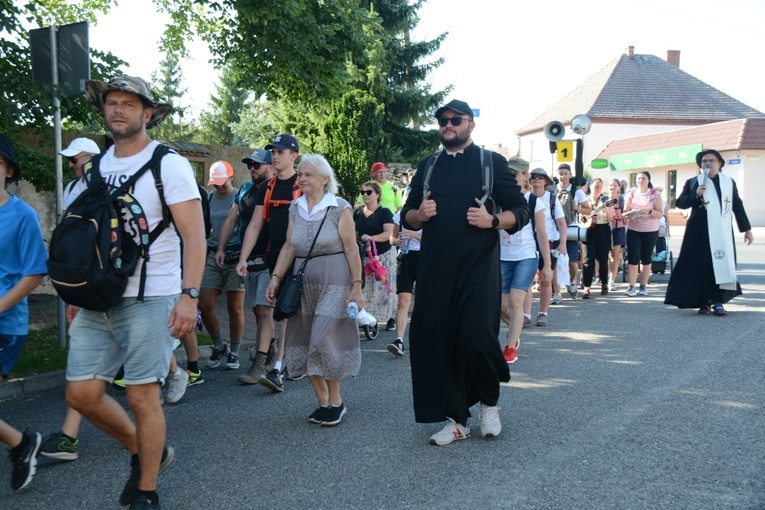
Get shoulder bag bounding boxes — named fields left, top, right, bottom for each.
left=273, top=207, right=331, bottom=321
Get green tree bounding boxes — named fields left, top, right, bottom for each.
left=155, top=0, right=374, bottom=104
left=324, top=90, right=387, bottom=202
left=195, top=64, right=249, bottom=146
left=150, top=53, right=197, bottom=142
left=1, top=1, right=125, bottom=191
left=353, top=0, right=446, bottom=162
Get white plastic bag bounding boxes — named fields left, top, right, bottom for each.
left=556, top=252, right=570, bottom=287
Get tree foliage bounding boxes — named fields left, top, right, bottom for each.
left=1, top=1, right=125, bottom=192
left=195, top=64, right=249, bottom=146
left=150, top=54, right=196, bottom=142
left=156, top=0, right=374, bottom=104
left=324, top=90, right=388, bottom=202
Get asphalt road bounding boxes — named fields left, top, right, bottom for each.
left=2, top=230, right=764, bottom=510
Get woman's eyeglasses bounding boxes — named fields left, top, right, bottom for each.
left=361, top=189, right=375, bottom=196
left=247, top=162, right=262, bottom=169
left=437, top=116, right=470, bottom=127
left=531, top=175, right=547, bottom=180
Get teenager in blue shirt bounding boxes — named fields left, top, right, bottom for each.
left=0, top=133, right=47, bottom=490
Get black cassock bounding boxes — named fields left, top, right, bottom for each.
left=401, top=144, right=529, bottom=424
left=664, top=174, right=750, bottom=308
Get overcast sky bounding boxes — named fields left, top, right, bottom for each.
left=91, top=0, right=765, bottom=148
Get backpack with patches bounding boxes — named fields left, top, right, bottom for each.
left=47, top=144, right=172, bottom=311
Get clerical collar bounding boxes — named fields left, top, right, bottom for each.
left=444, top=140, right=473, bottom=157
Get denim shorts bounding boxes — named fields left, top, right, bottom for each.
left=244, top=269, right=273, bottom=309
left=566, top=238, right=583, bottom=262
left=0, top=333, right=26, bottom=378
left=501, top=257, right=538, bottom=293
left=66, top=295, right=178, bottom=385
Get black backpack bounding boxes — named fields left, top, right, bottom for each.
left=47, top=144, right=173, bottom=311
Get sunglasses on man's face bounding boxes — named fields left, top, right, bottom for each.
left=361, top=189, right=375, bottom=196
left=67, top=154, right=85, bottom=165
left=247, top=162, right=263, bottom=170
left=437, top=116, right=470, bottom=127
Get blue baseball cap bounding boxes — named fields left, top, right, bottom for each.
left=242, top=149, right=272, bottom=165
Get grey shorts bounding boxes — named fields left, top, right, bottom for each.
left=66, top=296, right=178, bottom=385
left=201, top=252, right=245, bottom=293
left=245, top=269, right=273, bottom=309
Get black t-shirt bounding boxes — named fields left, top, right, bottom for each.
left=236, top=181, right=269, bottom=255
left=354, top=206, right=394, bottom=255
left=256, top=173, right=299, bottom=253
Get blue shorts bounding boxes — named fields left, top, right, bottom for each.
left=0, top=333, right=26, bottom=378
left=612, top=226, right=626, bottom=247
left=66, top=296, right=178, bottom=386
left=501, top=257, right=538, bottom=293
left=566, top=239, right=581, bottom=262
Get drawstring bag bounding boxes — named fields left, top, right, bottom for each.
left=363, top=239, right=392, bottom=292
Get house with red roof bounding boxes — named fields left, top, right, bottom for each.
left=516, top=46, right=765, bottom=226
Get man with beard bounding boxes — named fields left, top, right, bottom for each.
left=216, top=149, right=276, bottom=383
left=664, top=149, right=753, bottom=315
left=65, top=76, right=205, bottom=509
left=401, top=99, right=529, bottom=445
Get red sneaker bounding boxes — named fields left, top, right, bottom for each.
left=503, top=343, right=518, bottom=364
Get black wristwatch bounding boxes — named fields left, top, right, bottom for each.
left=181, top=287, right=200, bottom=299
left=491, top=214, right=500, bottom=229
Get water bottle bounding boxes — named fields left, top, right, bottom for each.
left=401, top=237, right=410, bottom=255
left=346, top=301, right=358, bottom=319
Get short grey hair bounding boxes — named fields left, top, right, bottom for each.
left=299, top=153, right=338, bottom=195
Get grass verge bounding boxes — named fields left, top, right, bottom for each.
left=8, top=328, right=212, bottom=380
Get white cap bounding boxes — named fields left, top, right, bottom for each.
left=59, top=137, right=101, bottom=157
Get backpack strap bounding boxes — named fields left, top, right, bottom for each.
left=479, top=148, right=494, bottom=208
left=422, top=152, right=439, bottom=198
left=549, top=190, right=556, bottom=221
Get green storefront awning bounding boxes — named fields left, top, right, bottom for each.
left=610, top=143, right=702, bottom=171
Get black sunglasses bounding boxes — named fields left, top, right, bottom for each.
left=66, top=154, right=85, bottom=165
left=247, top=162, right=263, bottom=169
left=361, top=189, right=375, bottom=196
left=437, top=116, right=470, bottom=127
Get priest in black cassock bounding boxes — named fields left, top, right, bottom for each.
left=402, top=99, right=529, bottom=446
left=664, top=149, right=753, bottom=316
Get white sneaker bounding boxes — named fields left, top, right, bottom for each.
left=551, top=292, right=563, bottom=305
left=567, top=283, right=578, bottom=298
left=164, top=369, right=188, bottom=404
left=479, top=403, right=501, bottom=438
left=355, top=308, right=377, bottom=327
left=624, top=286, right=638, bottom=297
left=429, top=418, right=470, bottom=446
left=638, top=287, right=648, bottom=296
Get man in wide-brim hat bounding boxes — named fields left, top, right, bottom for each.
left=66, top=75, right=206, bottom=508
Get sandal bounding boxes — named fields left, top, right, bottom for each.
left=712, top=304, right=727, bottom=316
left=697, top=306, right=709, bottom=315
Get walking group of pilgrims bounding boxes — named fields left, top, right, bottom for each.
left=0, top=82, right=753, bottom=507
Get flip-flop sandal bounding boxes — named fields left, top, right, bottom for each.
left=712, top=304, right=727, bottom=316
left=697, top=306, right=709, bottom=315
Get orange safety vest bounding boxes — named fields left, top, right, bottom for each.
left=262, top=175, right=302, bottom=223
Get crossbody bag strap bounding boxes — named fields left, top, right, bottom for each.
left=297, top=206, right=332, bottom=274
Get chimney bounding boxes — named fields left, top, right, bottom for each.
left=626, top=46, right=634, bottom=58
left=666, top=50, right=681, bottom=68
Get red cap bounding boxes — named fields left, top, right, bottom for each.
left=370, top=162, right=386, bottom=176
